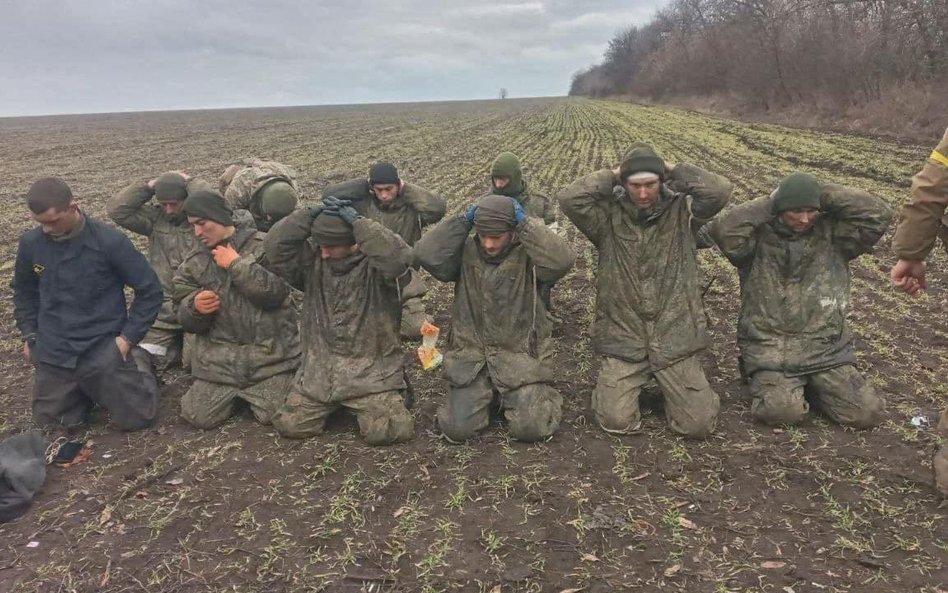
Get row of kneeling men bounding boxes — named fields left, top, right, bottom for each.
left=14, top=143, right=925, bottom=448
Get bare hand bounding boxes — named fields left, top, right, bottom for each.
left=147, top=178, right=157, bottom=190
left=115, top=336, right=131, bottom=361
left=664, top=161, right=676, bottom=173
left=194, top=290, right=221, bottom=314
left=890, top=259, right=926, bottom=296
left=212, top=244, right=241, bottom=269
left=23, top=342, right=31, bottom=363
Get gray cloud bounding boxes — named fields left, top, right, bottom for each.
left=0, top=0, right=663, bottom=116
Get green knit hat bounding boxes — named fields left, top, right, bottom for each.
left=311, top=212, right=355, bottom=246
left=619, top=143, right=666, bottom=182
left=774, top=173, right=822, bottom=213
left=183, top=188, right=233, bottom=226
left=258, top=180, right=298, bottom=221
left=490, top=152, right=525, bottom=197
left=154, top=172, right=188, bottom=202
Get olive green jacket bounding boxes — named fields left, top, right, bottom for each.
left=709, top=186, right=892, bottom=376
left=558, top=164, right=732, bottom=369
left=415, top=215, right=574, bottom=389
left=173, top=213, right=300, bottom=386
left=264, top=210, right=413, bottom=402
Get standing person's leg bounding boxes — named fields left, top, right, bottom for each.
left=591, top=356, right=650, bottom=434
left=501, top=382, right=562, bottom=442
left=80, top=338, right=158, bottom=431
left=807, top=365, right=883, bottom=429
left=238, top=372, right=295, bottom=426
left=653, top=355, right=719, bottom=439
left=437, top=367, right=496, bottom=442
left=749, top=370, right=809, bottom=426
left=345, top=390, right=415, bottom=445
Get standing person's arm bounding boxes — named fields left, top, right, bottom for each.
left=891, top=130, right=948, bottom=294
left=414, top=213, right=471, bottom=282
left=556, top=170, right=615, bottom=248
left=107, top=181, right=159, bottom=236
left=821, top=184, right=893, bottom=260
left=12, top=235, right=39, bottom=360
left=401, top=183, right=447, bottom=226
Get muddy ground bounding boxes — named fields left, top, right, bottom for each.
left=0, top=98, right=945, bottom=592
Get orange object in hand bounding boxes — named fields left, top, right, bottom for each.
left=194, top=290, right=221, bottom=314
left=212, top=244, right=241, bottom=269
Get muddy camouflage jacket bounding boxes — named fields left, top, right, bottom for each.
left=263, top=210, right=412, bottom=402
left=108, top=181, right=203, bottom=331
left=173, top=213, right=301, bottom=387
left=493, top=181, right=556, bottom=225
left=558, top=164, right=731, bottom=369
left=321, top=178, right=447, bottom=246
left=892, top=127, right=948, bottom=259
left=709, top=186, right=892, bottom=376
left=222, top=159, right=300, bottom=230
left=415, top=215, right=574, bottom=389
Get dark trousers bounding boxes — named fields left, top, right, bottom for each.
left=32, top=337, right=158, bottom=431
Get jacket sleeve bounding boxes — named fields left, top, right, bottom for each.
left=669, top=163, right=732, bottom=222
left=557, top=170, right=615, bottom=248
left=822, top=184, right=894, bottom=260
left=352, top=218, right=412, bottom=281
left=891, top=130, right=948, bottom=260
left=107, top=182, right=158, bottom=236
left=109, top=231, right=163, bottom=344
left=413, top=214, right=470, bottom=282
left=228, top=247, right=291, bottom=310
left=173, top=257, right=215, bottom=334
left=709, top=196, right=775, bottom=268
left=401, top=183, right=447, bottom=226
left=262, top=207, right=316, bottom=291
left=518, top=217, right=574, bottom=283
left=12, top=234, right=39, bottom=341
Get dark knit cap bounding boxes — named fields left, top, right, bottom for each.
left=183, top=188, right=234, bottom=226
left=26, top=177, right=73, bottom=213
left=369, top=162, right=400, bottom=185
left=619, top=143, right=666, bottom=182
left=774, top=173, right=822, bottom=213
left=154, top=172, right=188, bottom=202
left=474, top=194, right=516, bottom=235
left=311, top=212, right=356, bottom=246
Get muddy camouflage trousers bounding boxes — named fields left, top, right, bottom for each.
left=749, top=364, right=883, bottom=429
left=592, top=355, right=719, bottom=439
left=32, top=337, right=158, bottom=431
left=181, top=372, right=294, bottom=430
left=139, top=327, right=184, bottom=372
left=438, top=367, right=563, bottom=443
left=272, top=389, right=414, bottom=446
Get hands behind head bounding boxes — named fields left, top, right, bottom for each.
left=322, top=195, right=361, bottom=225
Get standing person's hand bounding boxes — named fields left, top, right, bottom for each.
left=23, top=341, right=31, bottom=363
left=115, top=336, right=131, bottom=361
left=212, top=244, right=240, bottom=269
left=891, top=259, right=927, bottom=296
left=194, top=290, right=221, bottom=314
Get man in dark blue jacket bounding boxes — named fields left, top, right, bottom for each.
left=12, top=178, right=162, bottom=431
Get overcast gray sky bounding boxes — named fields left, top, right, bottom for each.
left=0, top=0, right=664, bottom=116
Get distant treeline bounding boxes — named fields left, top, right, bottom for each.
left=570, top=0, right=947, bottom=115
